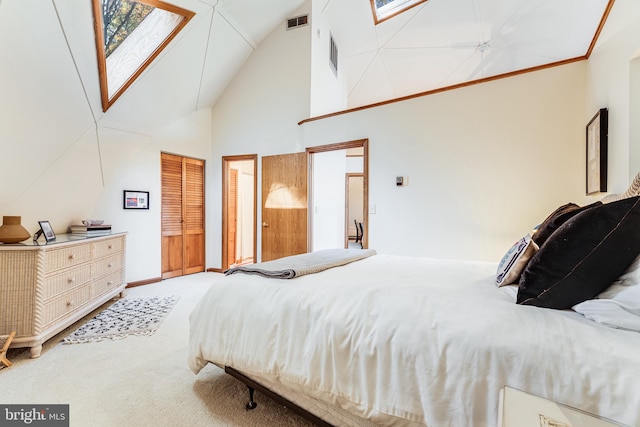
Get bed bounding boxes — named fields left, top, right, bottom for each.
left=188, top=196, right=640, bottom=427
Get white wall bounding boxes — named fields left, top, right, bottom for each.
left=301, top=62, right=588, bottom=261
left=209, top=2, right=312, bottom=267
left=309, top=0, right=348, bottom=116
left=311, top=150, right=347, bottom=250
left=1, top=108, right=212, bottom=283
left=88, top=111, right=212, bottom=282
left=585, top=0, right=640, bottom=193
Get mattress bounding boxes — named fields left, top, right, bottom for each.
left=188, top=254, right=640, bottom=426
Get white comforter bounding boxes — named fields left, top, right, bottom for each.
left=188, top=254, right=640, bottom=426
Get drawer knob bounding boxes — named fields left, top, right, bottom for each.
left=68, top=254, right=74, bottom=260
left=108, top=263, right=114, bottom=268
left=66, top=300, right=74, bottom=307
left=108, top=245, right=113, bottom=249
left=107, top=281, right=113, bottom=286
left=67, top=277, right=75, bottom=284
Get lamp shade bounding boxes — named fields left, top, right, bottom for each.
left=0, top=216, right=31, bottom=244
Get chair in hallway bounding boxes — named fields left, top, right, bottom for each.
left=354, top=220, right=364, bottom=248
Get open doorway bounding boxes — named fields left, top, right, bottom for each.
left=222, top=155, right=257, bottom=271
left=307, top=140, right=368, bottom=251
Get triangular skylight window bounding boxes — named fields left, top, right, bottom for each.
left=370, top=0, right=427, bottom=24
left=92, top=0, right=195, bottom=111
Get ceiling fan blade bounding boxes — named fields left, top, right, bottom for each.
left=450, top=41, right=479, bottom=49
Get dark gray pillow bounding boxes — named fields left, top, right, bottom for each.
left=517, top=196, right=640, bottom=309
left=532, top=201, right=602, bottom=247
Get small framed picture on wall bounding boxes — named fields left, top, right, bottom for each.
left=123, top=190, right=149, bottom=210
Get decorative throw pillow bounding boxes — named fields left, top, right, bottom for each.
left=496, top=234, right=539, bottom=287
left=517, top=196, right=640, bottom=309
left=531, top=201, right=602, bottom=247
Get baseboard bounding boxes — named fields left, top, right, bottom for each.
left=126, top=277, right=162, bottom=288
left=128, top=269, right=223, bottom=287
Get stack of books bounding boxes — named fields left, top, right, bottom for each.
left=69, top=224, right=112, bottom=237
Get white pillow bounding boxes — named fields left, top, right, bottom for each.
left=573, top=255, right=640, bottom=332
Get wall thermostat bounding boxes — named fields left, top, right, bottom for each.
left=396, top=176, right=408, bottom=186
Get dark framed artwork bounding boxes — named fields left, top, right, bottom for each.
left=38, top=220, right=56, bottom=242
left=586, top=108, right=608, bottom=194
left=123, top=190, right=149, bottom=210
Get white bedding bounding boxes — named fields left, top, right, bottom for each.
left=188, top=254, right=640, bottom=426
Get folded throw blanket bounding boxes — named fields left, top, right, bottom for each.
left=224, top=248, right=377, bottom=279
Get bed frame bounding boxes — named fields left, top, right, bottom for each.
left=225, top=366, right=333, bottom=426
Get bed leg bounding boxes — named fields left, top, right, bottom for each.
left=246, top=386, right=258, bottom=410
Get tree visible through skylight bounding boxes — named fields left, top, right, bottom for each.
left=102, top=0, right=155, bottom=57
left=375, top=0, right=395, bottom=7
left=92, top=0, right=195, bottom=111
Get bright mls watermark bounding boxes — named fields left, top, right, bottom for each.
left=0, top=405, right=68, bottom=426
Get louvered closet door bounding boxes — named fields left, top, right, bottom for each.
left=183, top=157, right=205, bottom=275
left=161, top=153, right=205, bottom=279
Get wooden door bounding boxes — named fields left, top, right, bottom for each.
left=161, top=153, right=205, bottom=279
left=161, top=153, right=183, bottom=279
left=261, top=153, right=308, bottom=261
left=222, top=155, right=257, bottom=272
left=183, top=157, right=205, bottom=274
left=227, top=168, right=238, bottom=266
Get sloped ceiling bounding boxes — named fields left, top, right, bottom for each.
left=0, top=0, right=613, bottom=137
left=0, top=0, right=306, bottom=208
left=324, top=0, right=612, bottom=108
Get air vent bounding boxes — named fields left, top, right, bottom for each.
left=329, top=34, right=338, bottom=77
left=287, top=14, right=309, bottom=30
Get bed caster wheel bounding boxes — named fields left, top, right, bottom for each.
left=246, top=386, right=257, bottom=410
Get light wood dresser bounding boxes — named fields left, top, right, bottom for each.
left=0, top=232, right=127, bottom=358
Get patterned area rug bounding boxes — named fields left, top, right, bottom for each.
left=63, top=295, right=180, bottom=344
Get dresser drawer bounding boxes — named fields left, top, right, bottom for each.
left=93, top=254, right=122, bottom=278
left=42, top=285, right=92, bottom=327
left=45, top=245, right=92, bottom=272
left=94, top=237, right=124, bottom=259
left=92, top=270, right=123, bottom=298
left=43, top=264, right=92, bottom=299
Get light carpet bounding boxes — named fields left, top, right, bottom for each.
left=63, top=295, right=180, bottom=344
left=0, top=273, right=313, bottom=427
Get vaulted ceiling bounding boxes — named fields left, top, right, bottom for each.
left=0, top=0, right=613, bottom=136
left=327, top=0, right=612, bottom=108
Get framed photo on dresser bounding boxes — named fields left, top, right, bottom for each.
left=37, top=220, right=56, bottom=242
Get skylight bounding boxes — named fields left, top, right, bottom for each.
left=370, top=0, right=427, bottom=24
left=92, top=0, right=195, bottom=112
left=102, top=1, right=155, bottom=57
